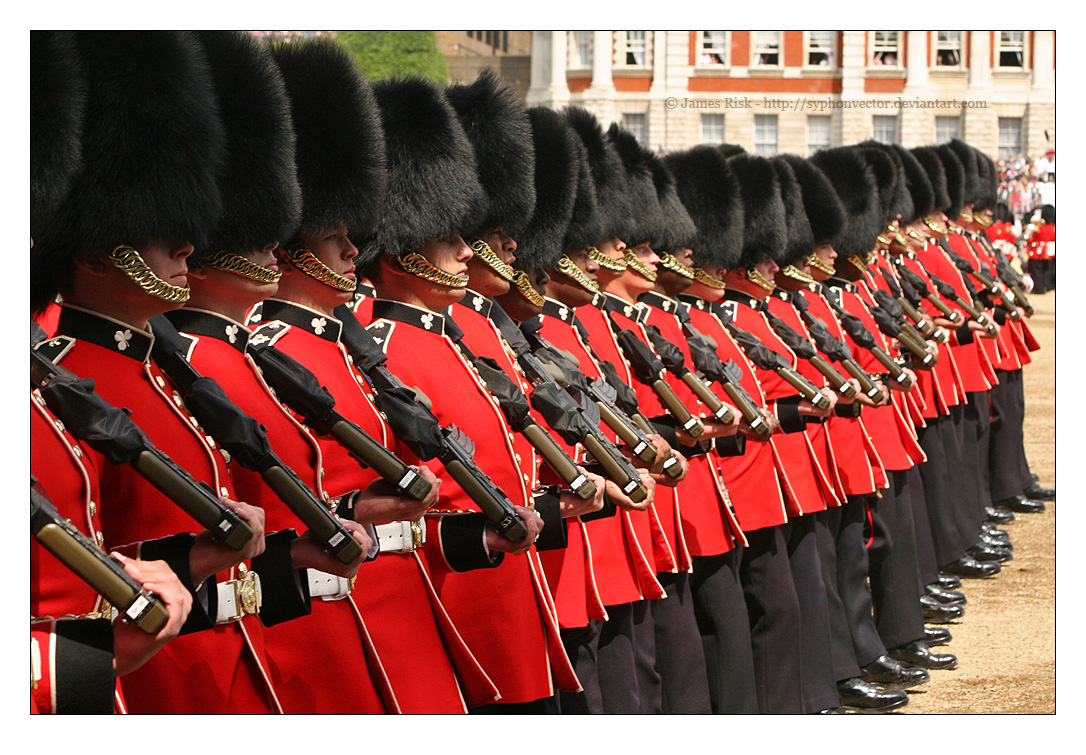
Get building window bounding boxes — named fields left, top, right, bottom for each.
left=872, top=115, right=898, bottom=144
left=871, top=31, right=900, bottom=66
left=754, top=114, right=778, bottom=155
left=569, top=31, right=592, bottom=68
left=622, top=31, right=649, bottom=67
left=807, top=115, right=832, bottom=154
left=998, top=117, right=1023, bottom=159
left=623, top=113, right=648, bottom=146
left=752, top=31, right=781, bottom=67
left=805, top=31, right=835, bottom=67
left=935, top=116, right=961, bottom=143
left=701, top=114, right=725, bottom=143
left=935, top=31, right=961, bottom=67
left=699, top=31, right=728, bottom=66
left=997, top=31, right=1025, bottom=67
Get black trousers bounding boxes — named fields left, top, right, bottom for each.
left=962, top=390, right=993, bottom=536
left=785, top=513, right=841, bottom=713
left=867, top=469, right=926, bottom=651
left=988, top=368, right=1032, bottom=502
left=691, top=548, right=758, bottom=714
left=906, top=464, right=941, bottom=590
left=916, top=410, right=969, bottom=566
left=645, top=571, right=712, bottom=714
left=740, top=525, right=805, bottom=714
left=558, top=601, right=643, bottom=714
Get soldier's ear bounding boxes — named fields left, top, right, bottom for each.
left=74, top=251, right=110, bottom=278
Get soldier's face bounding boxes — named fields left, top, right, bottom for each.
left=138, top=240, right=194, bottom=291
left=594, top=237, right=628, bottom=285
left=302, top=226, right=359, bottom=279
left=627, top=242, right=659, bottom=293
left=546, top=247, right=597, bottom=307
left=414, top=233, right=473, bottom=310
left=466, top=228, right=517, bottom=296
left=811, top=243, right=837, bottom=280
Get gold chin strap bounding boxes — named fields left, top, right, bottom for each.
left=847, top=254, right=870, bottom=273
left=588, top=246, right=627, bottom=273
left=395, top=251, right=470, bottom=288
left=658, top=252, right=696, bottom=279
left=284, top=246, right=356, bottom=292
left=108, top=245, right=190, bottom=303
left=693, top=267, right=727, bottom=290
left=894, top=232, right=909, bottom=247
left=807, top=253, right=836, bottom=276
left=202, top=251, right=282, bottom=284
left=469, top=238, right=516, bottom=282
left=974, top=213, right=993, bottom=228
left=510, top=269, right=545, bottom=306
left=907, top=228, right=927, bottom=242
left=623, top=250, right=657, bottom=282
left=781, top=264, right=815, bottom=284
left=746, top=267, right=775, bottom=291
left=959, top=210, right=975, bottom=223
left=924, top=216, right=948, bottom=235
left=557, top=255, right=600, bottom=293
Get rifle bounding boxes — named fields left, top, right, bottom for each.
left=894, top=262, right=964, bottom=325
left=32, top=478, right=170, bottom=635
left=762, top=308, right=857, bottom=398
left=642, top=323, right=736, bottom=422
left=332, top=305, right=533, bottom=541
left=725, top=322, right=833, bottom=410
left=942, top=243, right=1020, bottom=320
left=993, top=255, right=1034, bottom=315
left=31, top=349, right=253, bottom=550
left=790, top=294, right=882, bottom=400
left=869, top=290, right=938, bottom=369
left=893, top=270, right=950, bottom=344
left=148, top=316, right=368, bottom=565
left=821, top=287, right=913, bottom=388
left=926, top=271, right=998, bottom=336
left=876, top=266, right=940, bottom=339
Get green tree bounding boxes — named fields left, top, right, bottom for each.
left=336, top=31, right=448, bottom=84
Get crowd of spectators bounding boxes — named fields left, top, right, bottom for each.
left=996, top=152, right=1054, bottom=223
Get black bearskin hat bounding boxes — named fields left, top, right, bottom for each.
left=663, top=146, right=744, bottom=269
left=718, top=143, right=747, bottom=159
left=892, top=143, right=934, bottom=223
left=910, top=146, right=951, bottom=213
left=565, top=107, right=630, bottom=244
left=514, top=107, right=583, bottom=271
left=931, top=144, right=966, bottom=219
left=777, top=154, right=846, bottom=249
left=855, top=141, right=904, bottom=224
left=859, top=140, right=913, bottom=224
left=272, top=40, right=385, bottom=242
left=771, top=157, right=814, bottom=267
left=726, top=153, right=787, bottom=270
left=446, top=69, right=537, bottom=239
left=649, top=155, right=697, bottom=253
left=30, top=31, right=85, bottom=242
left=607, top=123, right=660, bottom=247
left=195, top=31, right=301, bottom=260
left=947, top=138, right=979, bottom=209
left=32, top=31, right=226, bottom=313
left=809, top=146, right=882, bottom=256
left=358, top=76, right=486, bottom=263
left=973, top=148, right=999, bottom=213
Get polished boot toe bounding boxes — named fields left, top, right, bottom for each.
left=1023, top=482, right=1055, bottom=501
left=986, top=506, right=1016, bottom=524
left=941, top=556, right=1001, bottom=579
left=925, top=583, right=967, bottom=605
left=835, top=678, right=909, bottom=713
left=921, top=594, right=965, bottom=623
left=888, top=641, right=959, bottom=671
left=924, top=626, right=952, bottom=647
left=968, top=542, right=1013, bottom=563
left=980, top=532, right=1013, bottom=550
left=994, top=494, right=1045, bottom=514
left=936, top=573, right=962, bottom=590
left=860, top=655, right=930, bottom=690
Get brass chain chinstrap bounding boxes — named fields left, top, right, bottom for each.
left=108, top=245, right=191, bottom=303
left=847, top=254, right=870, bottom=273
left=924, top=216, right=949, bottom=235
left=588, top=246, right=627, bottom=272
left=746, top=267, right=775, bottom=291
left=692, top=267, right=727, bottom=289
left=807, top=253, right=836, bottom=276
left=658, top=252, right=696, bottom=279
left=469, top=239, right=516, bottom=282
left=623, top=250, right=658, bottom=282
left=557, top=255, right=600, bottom=293
left=203, top=251, right=282, bottom=284
left=284, top=246, right=357, bottom=292
left=510, top=269, right=545, bottom=306
left=781, top=264, right=815, bottom=284
left=395, top=252, right=470, bottom=288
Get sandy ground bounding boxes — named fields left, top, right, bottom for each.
left=901, top=290, right=1055, bottom=714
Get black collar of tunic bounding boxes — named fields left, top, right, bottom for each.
left=164, top=308, right=250, bottom=354
left=260, top=299, right=343, bottom=344
left=637, top=290, right=678, bottom=314
left=370, top=298, right=448, bottom=336
left=56, top=304, right=155, bottom=363
left=454, top=289, right=494, bottom=319
left=723, top=288, right=767, bottom=312
left=540, top=296, right=577, bottom=323
left=599, top=291, right=647, bottom=323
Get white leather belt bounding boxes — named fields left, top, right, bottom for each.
left=308, top=569, right=353, bottom=601
left=216, top=571, right=262, bottom=623
left=374, top=519, right=426, bottom=554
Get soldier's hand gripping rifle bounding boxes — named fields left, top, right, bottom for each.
left=790, top=297, right=881, bottom=400
left=926, top=270, right=998, bottom=336
left=893, top=271, right=950, bottom=344
left=942, top=244, right=1020, bottom=321
left=762, top=309, right=858, bottom=399
left=820, top=292, right=913, bottom=389
left=332, top=305, right=533, bottom=542
left=642, top=323, right=736, bottom=423
left=869, top=290, right=938, bottom=369
left=146, top=316, right=370, bottom=565
left=724, top=322, right=833, bottom=410
left=894, top=262, right=964, bottom=325
left=876, top=266, right=942, bottom=340
left=32, top=477, right=170, bottom=635
left=31, top=349, right=253, bottom=550
left=680, top=321, right=772, bottom=438
left=992, top=253, right=1034, bottom=315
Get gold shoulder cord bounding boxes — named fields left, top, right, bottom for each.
left=395, top=252, right=470, bottom=288
left=203, top=251, right=282, bottom=284
left=557, top=254, right=600, bottom=293
left=623, top=250, right=658, bottom=282
left=781, top=264, right=815, bottom=284
left=588, top=246, right=627, bottom=273
left=658, top=252, right=696, bottom=280
left=510, top=269, right=545, bottom=306
left=283, top=246, right=357, bottom=292
left=108, top=245, right=190, bottom=303
left=468, top=238, right=516, bottom=282
left=807, top=253, right=836, bottom=276
left=692, top=267, right=727, bottom=290
left=746, top=266, right=775, bottom=291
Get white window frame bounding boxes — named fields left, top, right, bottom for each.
left=804, top=30, right=835, bottom=68
left=701, top=113, right=726, bottom=143
left=751, top=31, right=782, bottom=68
left=997, top=31, right=1026, bottom=68
left=807, top=114, right=832, bottom=155
left=567, top=30, right=592, bottom=70
left=697, top=30, right=729, bottom=67
left=934, top=31, right=962, bottom=68
left=870, top=31, right=902, bottom=68
left=617, top=31, right=651, bottom=68
left=623, top=112, right=648, bottom=147
left=998, top=117, right=1023, bottom=159
left=935, top=115, right=961, bottom=143
left=754, top=114, right=778, bottom=156
left=872, top=115, right=899, bottom=144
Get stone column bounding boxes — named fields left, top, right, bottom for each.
left=526, top=31, right=570, bottom=108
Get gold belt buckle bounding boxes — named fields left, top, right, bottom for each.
left=235, top=570, right=259, bottom=617
left=410, top=519, right=425, bottom=551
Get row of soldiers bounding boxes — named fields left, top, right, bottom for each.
left=30, top=31, right=1052, bottom=714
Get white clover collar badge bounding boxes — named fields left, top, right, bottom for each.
left=311, top=317, right=327, bottom=335
left=114, top=329, right=132, bottom=351
left=472, top=295, right=484, bottom=311
left=225, top=324, right=239, bottom=344
left=420, top=313, right=434, bottom=331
